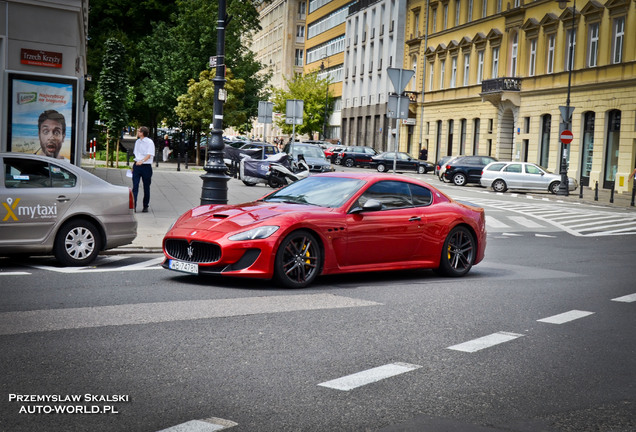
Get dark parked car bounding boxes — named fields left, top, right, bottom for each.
left=435, top=156, right=455, bottom=180
left=370, top=152, right=432, bottom=174
left=335, top=146, right=377, bottom=167
left=443, top=155, right=498, bottom=186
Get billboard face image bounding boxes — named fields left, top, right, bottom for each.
left=8, top=74, right=76, bottom=161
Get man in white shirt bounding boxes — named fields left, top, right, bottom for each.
left=132, top=126, right=155, bottom=212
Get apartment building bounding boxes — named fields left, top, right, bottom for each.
left=341, top=0, right=409, bottom=151
left=250, top=0, right=307, bottom=140
left=405, top=0, right=635, bottom=192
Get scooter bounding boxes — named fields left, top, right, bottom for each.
left=267, top=154, right=310, bottom=188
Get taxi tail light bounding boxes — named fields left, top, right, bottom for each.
left=128, top=189, right=134, bottom=209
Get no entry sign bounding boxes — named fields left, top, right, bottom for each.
left=560, top=130, right=573, bottom=144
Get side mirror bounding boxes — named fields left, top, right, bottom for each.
left=350, top=199, right=383, bottom=214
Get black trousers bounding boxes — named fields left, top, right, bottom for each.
left=132, top=164, right=152, bottom=208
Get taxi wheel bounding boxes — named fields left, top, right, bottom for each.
left=54, top=220, right=101, bottom=266
left=274, top=230, right=322, bottom=289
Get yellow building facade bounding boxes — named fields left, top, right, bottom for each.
left=403, top=0, right=635, bottom=192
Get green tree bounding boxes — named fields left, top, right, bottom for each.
left=271, top=73, right=332, bottom=138
left=95, top=38, right=130, bottom=167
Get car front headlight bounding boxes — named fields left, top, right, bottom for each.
left=229, top=225, right=279, bottom=241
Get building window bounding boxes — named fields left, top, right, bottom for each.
left=443, top=4, right=448, bottom=30
left=467, top=0, right=473, bottom=23
left=497, top=0, right=502, bottom=13
left=297, top=25, right=305, bottom=39
left=581, top=111, right=595, bottom=184
left=540, top=114, right=551, bottom=168
left=447, top=119, right=454, bottom=155
left=477, top=50, right=484, bottom=83
left=604, top=110, right=621, bottom=188
left=450, top=57, right=457, bottom=88
left=460, top=119, right=467, bottom=154
left=295, top=49, right=304, bottom=67
left=455, top=0, right=461, bottom=26
left=565, top=28, right=576, bottom=71
left=491, top=47, right=499, bottom=79
left=472, top=118, right=480, bottom=154
left=482, top=0, right=488, bottom=18
left=547, top=34, right=555, bottom=74
left=587, top=22, right=599, bottom=67
left=440, top=59, right=446, bottom=89
left=463, top=54, right=470, bottom=86
left=429, top=62, right=434, bottom=91
left=529, top=39, right=537, bottom=76
left=414, top=11, right=420, bottom=37
left=432, top=8, right=437, bottom=33
left=510, top=32, right=518, bottom=77
left=299, top=1, right=306, bottom=17
left=612, top=16, right=624, bottom=64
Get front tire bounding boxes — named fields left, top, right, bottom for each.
left=274, top=230, right=322, bottom=288
left=417, top=165, right=426, bottom=174
left=453, top=173, right=467, bottom=186
left=344, top=158, right=355, bottom=168
left=549, top=181, right=560, bottom=194
left=54, top=220, right=101, bottom=266
left=377, top=164, right=387, bottom=172
left=437, top=226, right=475, bottom=277
left=492, top=179, right=507, bottom=192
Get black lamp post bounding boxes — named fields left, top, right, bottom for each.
left=201, top=0, right=230, bottom=205
left=557, top=0, right=576, bottom=196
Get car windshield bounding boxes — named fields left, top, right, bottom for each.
left=292, top=146, right=327, bottom=160
left=263, top=176, right=365, bottom=208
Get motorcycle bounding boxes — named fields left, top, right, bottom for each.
left=267, top=154, right=310, bottom=188
left=240, top=152, right=289, bottom=187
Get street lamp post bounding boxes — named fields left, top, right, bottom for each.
left=319, top=57, right=329, bottom=140
left=557, top=0, right=576, bottom=196
left=200, top=0, right=230, bottom=205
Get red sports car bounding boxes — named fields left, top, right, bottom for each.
left=162, top=173, right=486, bottom=288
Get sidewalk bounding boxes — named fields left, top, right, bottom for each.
left=83, top=160, right=267, bottom=252
left=84, top=159, right=635, bottom=252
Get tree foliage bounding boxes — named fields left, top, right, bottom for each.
left=271, top=73, right=333, bottom=138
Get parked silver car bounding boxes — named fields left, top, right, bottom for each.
left=480, top=161, right=577, bottom=194
left=0, top=153, right=137, bottom=265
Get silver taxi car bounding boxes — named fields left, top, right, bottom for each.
left=1, top=153, right=137, bottom=265
left=480, top=161, right=577, bottom=194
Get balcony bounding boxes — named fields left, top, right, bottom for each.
left=480, top=77, right=521, bottom=106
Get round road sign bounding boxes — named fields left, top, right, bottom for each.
left=560, top=130, right=573, bottom=144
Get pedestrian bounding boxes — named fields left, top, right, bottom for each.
left=162, top=134, right=171, bottom=162
left=419, top=147, right=428, bottom=160
left=132, top=126, right=154, bottom=212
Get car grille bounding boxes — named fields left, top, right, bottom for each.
left=165, top=239, right=221, bottom=263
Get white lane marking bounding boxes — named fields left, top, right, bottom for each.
left=612, top=293, right=636, bottom=303
left=535, top=234, right=556, bottom=238
left=508, top=216, right=545, bottom=228
left=486, top=216, right=510, bottom=228
left=447, top=331, right=524, bottom=353
left=0, top=271, right=31, bottom=276
left=157, top=417, right=238, bottom=432
left=29, top=257, right=162, bottom=273
left=0, top=294, right=381, bottom=336
left=537, top=310, right=595, bottom=324
left=318, top=362, right=422, bottom=391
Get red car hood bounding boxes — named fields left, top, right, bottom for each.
left=171, top=201, right=331, bottom=234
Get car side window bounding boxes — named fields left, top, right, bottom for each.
left=356, top=181, right=413, bottom=210
left=525, top=164, right=542, bottom=175
left=504, top=164, right=522, bottom=173
left=486, top=163, right=506, bottom=171
left=4, top=158, right=51, bottom=188
left=409, top=184, right=432, bottom=206
left=50, top=164, right=77, bottom=187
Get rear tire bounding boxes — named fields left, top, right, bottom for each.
left=492, top=179, right=507, bottom=192
left=453, top=173, right=467, bottom=186
left=268, top=175, right=287, bottom=189
left=54, top=220, right=101, bottom=266
left=437, top=226, right=475, bottom=277
left=242, top=180, right=256, bottom=186
left=417, top=165, right=426, bottom=174
left=344, top=158, right=355, bottom=168
left=377, top=164, right=386, bottom=172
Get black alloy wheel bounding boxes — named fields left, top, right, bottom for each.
left=437, top=226, right=475, bottom=277
left=274, top=230, right=322, bottom=288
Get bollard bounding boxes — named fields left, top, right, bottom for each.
left=126, top=150, right=132, bottom=167
left=177, top=152, right=181, bottom=172
left=610, top=187, right=614, bottom=204
left=185, top=151, right=189, bottom=169
left=631, top=187, right=635, bottom=207
left=579, top=182, right=583, bottom=199
left=155, top=146, right=159, bottom=167
left=594, top=181, right=598, bottom=201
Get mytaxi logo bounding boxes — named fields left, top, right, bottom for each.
left=3, top=198, right=21, bottom=221
left=2, top=198, right=58, bottom=222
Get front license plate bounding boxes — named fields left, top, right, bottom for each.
left=168, top=260, right=198, bottom=274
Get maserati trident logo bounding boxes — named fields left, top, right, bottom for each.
left=187, top=245, right=194, bottom=259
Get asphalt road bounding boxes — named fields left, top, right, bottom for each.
left=1, top=170, right=635, bottom=432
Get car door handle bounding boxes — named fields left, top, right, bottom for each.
left=57, top=195, right=70, bottom=202
left=409, top=216, right=421, bottom=222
